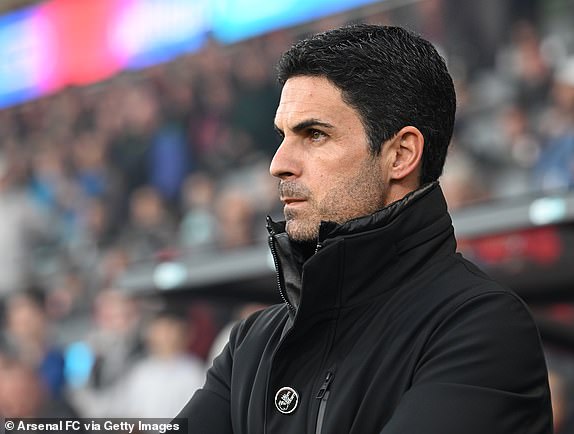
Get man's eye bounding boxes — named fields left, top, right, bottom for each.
left=309, top=129, right=325, bottom=140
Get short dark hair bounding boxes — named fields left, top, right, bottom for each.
left=277, top=24, right=456, bottom=184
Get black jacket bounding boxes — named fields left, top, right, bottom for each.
left=179, top=183, right=552, bottom=434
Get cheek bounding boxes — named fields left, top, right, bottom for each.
left=313, top=172, right=349, bottom=210
left=306, top=147, right=374, bottom=205
left=309, top=171, right=335, bottom=206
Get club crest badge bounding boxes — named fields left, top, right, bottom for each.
left=275, top=386, right=299, bottom=414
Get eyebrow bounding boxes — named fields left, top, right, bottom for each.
left=274, top=118, right=335, bottom=135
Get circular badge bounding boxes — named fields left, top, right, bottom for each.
left=275, top=386, right=299, bottom=414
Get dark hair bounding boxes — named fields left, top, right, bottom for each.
left=150, top=308, right=188, bottom=324
left=277, top=24, right=456, bottom=184
left=10, top=287, right=46, bottom=311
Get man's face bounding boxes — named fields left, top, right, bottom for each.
left=271, top=76, right=388, bottom=241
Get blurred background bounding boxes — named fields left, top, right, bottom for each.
left=0, top=0, right=574, bottom=430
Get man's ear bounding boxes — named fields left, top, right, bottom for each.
left=384, top=126, right=424, bottom=182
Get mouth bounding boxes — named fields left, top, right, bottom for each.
left=282, top=197, right=306, bottom=205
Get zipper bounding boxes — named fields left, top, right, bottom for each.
left=267, top=233, right=295, bottom=313
left=315, top=371, right=335, bottom=434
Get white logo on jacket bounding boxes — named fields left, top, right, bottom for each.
left=275, top=387, right=299, bottom=414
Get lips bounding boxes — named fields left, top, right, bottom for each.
left=279, top=181, right=310, bottom=206
left=282, top=197, right=306, bottom=205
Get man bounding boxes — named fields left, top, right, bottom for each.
left=178, top=24, right=552, bottom=433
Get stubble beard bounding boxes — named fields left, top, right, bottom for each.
left=282, top=157, right=387, bottom=242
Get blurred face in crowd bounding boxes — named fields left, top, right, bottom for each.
left=0, top=364, right=44, bottom=417
left=553, top=81, right=574, bottom=113
left=94, top=289, right=138, bottom=334
left=7, top=295, right=46, bottom=342
left=145, top=317, right=189, bottom=358
left=270, top=76, right=389, bottom=241
left=130, top=187, right=164, bottom=226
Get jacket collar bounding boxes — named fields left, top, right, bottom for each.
left=267, top=182, right=456, bottom=323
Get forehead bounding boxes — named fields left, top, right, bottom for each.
left=274, top=76, right=361, bottom=128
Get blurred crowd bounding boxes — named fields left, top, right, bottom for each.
left=0, top=0, right=573, bottom=428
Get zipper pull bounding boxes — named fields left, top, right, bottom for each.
left=316, top=371, right=334, bottom=399
left=266, top=215, right=277, bottom=236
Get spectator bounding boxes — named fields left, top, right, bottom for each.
left=68, top=288, right=143, bottom=417
left=1, top=288, right=67, bottom=399
left=86, top=289, right=143, bottom=389
left=119, top=186, right=177, bottom=262
left=108, top=83, right=159, bottom=196
left=440, top=147, right=490, bottom=210
left=0, top=152, right=56, bottom=296
left=497, top=20, right=552, bottom=116
left=117, top=310, right=206, bottom=418
left=67, top=197, right=116, bottom=276
left=214, top=186, right=256, bottom=250
left=96, top=246, right=131, bottom=289
left=230, top=39, right=281, bottom=157
left=533, top=58, right=574, bottom=191
left=149, top=120, right=192, bottom=203
left=179, top=172, right=218, bottom=252
left=190, top=76, right=235, bottom=173
left=70, top=130, right=122, bottom=202
left=0, top=359, right=76, bottom=418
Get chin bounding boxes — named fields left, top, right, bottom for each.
left=285, top=220, right=319, bottom=242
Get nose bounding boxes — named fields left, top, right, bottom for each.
left=269, top=140, right=301, bottom=180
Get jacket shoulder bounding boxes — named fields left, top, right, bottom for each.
left=427, top=253, right=525, bottom=308
left=229, top=303, right=290, bottom=350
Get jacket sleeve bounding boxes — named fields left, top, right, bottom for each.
left=380, top=291, right=553, bottom=434
left=176, top=325, right=237, bottom=434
